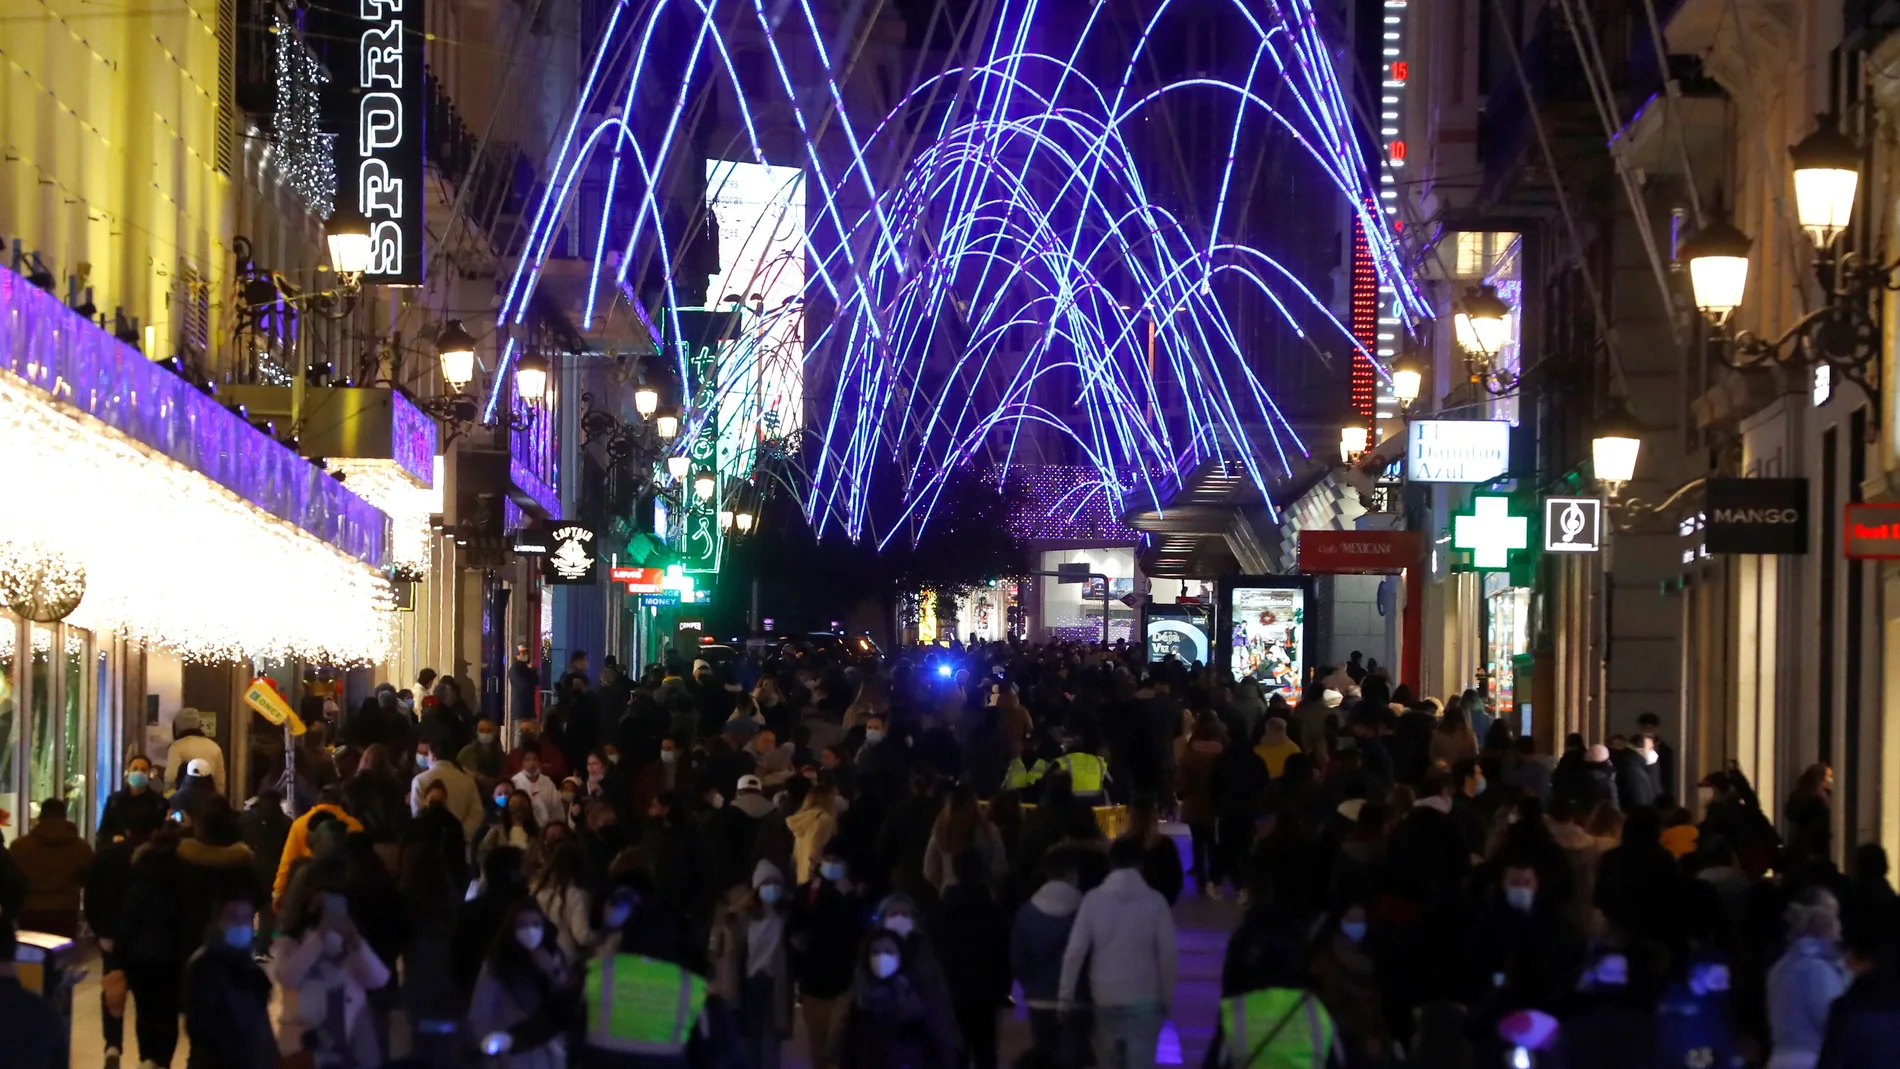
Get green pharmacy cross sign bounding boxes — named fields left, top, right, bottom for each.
left=1452, top=495, right=1530, bottom=570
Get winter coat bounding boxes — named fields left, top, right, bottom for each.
left=1175, top=738, right=1226, bottom=825
left=238, top=802, right=291, bottom=896
left=510, top=770, right=566, bottom=829
left=1767, top=937, right=1849, bottom=1058
left=709, top=889, right=793, bottom=1037
left=921, top=821, right=1008, bottom=892
left=1140, top=833, right=1185, bottom=906
left=165, top=733, right=226, bottom=793
left=1594, top=840, right=1686, bottom=947
left=184, top=942, right=279, bottom=1069
left=932, top=881, right=1011, bottom=1006
left=1609, top=747, right=1658, bottom=811
left=1383, top=803, right=1469, bottom=901
left=1309, top=931, right=1389, bottom=1061
left=1427, top=726, right=1479, bottom=770
left=786, top=805, right=838, bottom=885
left=411, top=759, right=485, bottom=839
left=1058, top=868, right=1177, bottom=1009
left=0, top=842, right=27, bottom=923
left=533, top=882, right=594, bottom=959
left=9, top=817, right=93, bottom=917
left=84, top=838, right=138, bottom=945
left=119, top=839, right=190, bottom=968
left=839, top=970, right=954, bottom=1069
left=175, top=839, right=261, bottom=949
left=469, top=954, right=572, bottom=1069
left=1816, top=965, right=1900, bottom=1069
left=271, top=803, right=364, bottom=904
left=1010, top=878, right=1081, bottom=1007
left=789, top=879, right=867, bottom=999
left=97, top=787, right=169, bottom=843
left=271, top=929, right=392, bottom=1062
left=1211, top=744, right=1270, bottom=819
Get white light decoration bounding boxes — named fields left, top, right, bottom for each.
left=0, top=541, right=86, bottom=622
left=1680, top=220, right=1753, bottom=321
left=634, top=385, right=660, bottom=417
left=1392, top=366, right=1422, bottom=404
left=666, top=455, right=690, bottom=480
left=0, top=376, right=393, bottom=662
left=1453, top=285, right=1511, bottom=355
left=1340, top=425, right=1369, bottom=462
left=717, top=509, right=735, bottom=531
left=1791, top=120, right=1860, bottom=247
left=270, top=17, right=336, bottom=218
left=735, top=511, right=754, bottom=532
left=325, top=459, right=433, bottom=573
left=693, top=472, right=717, bottom=501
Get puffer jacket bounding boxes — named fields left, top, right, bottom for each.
left=176, top=839, right=261, bottom=949
left=786, top=805, right=838, bottom=885
left=9, top=817, right=93, bottom=915
left=271, top=803, right=364, bottom=904
left=1009, top=879, right=1081, bottom=1008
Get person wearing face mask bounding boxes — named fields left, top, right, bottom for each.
left=1448, top=756, right=1491, bottom=862
left=471, top=902, right=577, bottom=1069
left=711, top=860, right=793, bottom=1069
left=271, top=890, right=392, bottom=1069
left=789, top=848, right=866, bottom=1069
left=631, top=737, right=689, bottom=820
left=1607, top=734, right=1659, bottom=812
left=1465, top=860, right=1580, bottom=1021
left=1308, top=901, right=1388, bottom=1066
left=457, top=718, right=508, bottom=790
left=510, top=750, right=567, bottom=829
left=838, top=932, right=957, bottom=1069
left=182, top=890, right=279, bottom=1069
left=99, top=755, right=168, bottom=843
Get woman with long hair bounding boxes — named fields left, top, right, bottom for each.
left=1428, top=707, right=1480, bottom=769
left=838, top=930, right=956, bottom=1069
left=470, top=902, right=575, bottom=1069
left=271, top=890, right=392, bottom=1069
left=787, top=780, right=840, bottom=885
left=530, top=841, right=595, bottom=958
left=1785, top=763, right=1834, bottom=863
left=921, top=784, right=1006, bottom=892
left=476, top=792, right=539, bottom=870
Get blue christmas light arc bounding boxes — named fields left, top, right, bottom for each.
left=491, top=0, right=1427, bottom=536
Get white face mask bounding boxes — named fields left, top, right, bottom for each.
left=706, top=793, right=725, bottom=809
left=883, top=914, right=914, bottom=937
left=660, top=750, right=678, bottom=764
left=515, top=926, right=544, bottom=950
left=1642, top=749, right=1659, bottom=766
left=820, top=862, right=845, bottom=882
left=871, top=952, right=901, bottom=979
left=864, top=729, right=884, bottom=744
left=758, top=884, right=783, bottom=905
left=1505, top=886, right=1535, bottom=913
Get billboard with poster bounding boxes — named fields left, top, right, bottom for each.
left=1145, top=605, right=1212, bottom=665
left=1218, top=577, right=1312, bottom=702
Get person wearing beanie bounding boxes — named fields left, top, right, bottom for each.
left=164, top=707, right=226, bottom=793
left=711, top=859, right=793, bottom=1068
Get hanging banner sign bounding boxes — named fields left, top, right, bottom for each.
left=1543, top=497, right=1603, bottom=553
left=610, top=566, right=665, bottom=593
left=543, top=523, right=598, bottom=583
left=1406, top=420, right=1511, bottom=483
left=349, top=0, right=426, bottom=284
left=1844, top=502, right=1900, bottom=559
left=1298, top=530, right=1424, bottom=573
left=1705, top=478, right=1808, bottom=555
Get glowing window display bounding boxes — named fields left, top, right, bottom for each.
left=1223, top=582, right=1309, bottom=701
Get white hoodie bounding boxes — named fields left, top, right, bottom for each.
left=1059, top=869, right=1178, bottom=1010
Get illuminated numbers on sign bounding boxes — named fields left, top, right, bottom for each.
left=1390, top=140, right=1407, bottom=162
left=1392, top=60, right=1408, bottom=81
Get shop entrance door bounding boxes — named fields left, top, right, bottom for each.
left=2, top=615, right=98, bottom=836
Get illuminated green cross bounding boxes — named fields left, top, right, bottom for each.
left=1453, top=495, right=1529, bottom=570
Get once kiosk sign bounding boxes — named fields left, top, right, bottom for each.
left=1704, top=478, right=1809, bottom=555
left=1405, top=420, right=1510, bottom=483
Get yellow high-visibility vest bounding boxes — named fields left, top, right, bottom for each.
left=1219, top=988, right=1336, bottom=1068
left=1005, top=758, right=1047, bottom=790
left=1059, top=752, right=1107, bottom=794
left=583, top=953, right=708, bottom=1056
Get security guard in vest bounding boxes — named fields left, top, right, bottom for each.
left=1003, top=754, right=1048, bottom=792
left=1211, top=986, right=1340, bottom=1067
left=1053, top=728, right=1110, bottom=802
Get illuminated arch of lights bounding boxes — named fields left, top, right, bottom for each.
left=493, top=0, right=1425, bottom=544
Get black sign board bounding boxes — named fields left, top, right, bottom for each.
left=1705, top=478, right=1809, bottom=555
left=543, top=523, right=598, bottom=584
left=345, top=0, right=426, bottom=285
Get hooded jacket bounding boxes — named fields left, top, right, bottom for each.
left=1010, top=879, right=1081, bottom=1007
left=1058, top=868, right=1177, bottom=1009
left=786, top=804, right=838, bottom=885
left=271, top=803, right=364, bottom=904
left=176, top=839, right=261, bottom=949
left=10, top=817, right=93, bottom=916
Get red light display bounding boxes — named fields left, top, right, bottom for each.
left=1349, top=198, right=1377, bottom=425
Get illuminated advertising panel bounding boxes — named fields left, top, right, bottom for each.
left=1219, top=578, right=1311, bottom=702
left=705, top=160, right=806, bottom=480
left=349, top=0, right=426, bottom=284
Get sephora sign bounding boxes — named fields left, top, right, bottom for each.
left=350, top=0, right=426, bottom=285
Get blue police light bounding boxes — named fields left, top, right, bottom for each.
left=936, top=664, right=953, bottom=678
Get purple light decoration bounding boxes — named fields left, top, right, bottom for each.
left=389, top=389, right=439, bottom=487
left=1005, top=465, right=1142, bottom=543
left=494, top=0, right=1428, bottom=542
left=0, top=265, right=390, bottom=568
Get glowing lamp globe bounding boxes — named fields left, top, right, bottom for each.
left=1791, top=118, right=1860, bottom=246
left=1392, top=365, right=1422, bottom=405
left=693, top=473, right=716, bottom=501
left=1680, top=219, right=1753, bottom=321
left=1592, top=398, right=1643, bottom=487
left=326, top=206, right=375, bottom=277
left=666, top=455, right=690, bottom=480
left=655, top=406, right=680, bottom=439
left=634, top=385, right=660, bottom=417
left=515, top=353, right=549, bottom=403
left=735, top=511, right=755, bottom=532
left=1339, top=425, right=1369, bottom=463
left=1453, top=284, right=1511, bottom=356
left=435, top=320, right=477, bottom=389
left=717, top=509, right=735, bottom=531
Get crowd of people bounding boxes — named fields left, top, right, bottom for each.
left=0, top=639, right=1895, bottom=1069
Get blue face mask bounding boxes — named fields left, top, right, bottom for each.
left=224, top=923, right=253, bottom=950
left=758, top=884, right=783, bottom=905
left=1340, top=920, right=1367, bottom=943
left=126, top=771, right=149, bottom=790
left=417, top=752, right=433, bottom=771
left=819, top=862, right=845, bottom=882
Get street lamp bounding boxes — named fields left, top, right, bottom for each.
left=1791, top=116, right=1860, bottom=247
left=1680, top=219, right=1753, bottom=321
left=1391, top=363, right=1422, bottom=406
left=1592, top=396, right=1643, bottom=490
left=515, top=352, right=549, bottom=403
left=325, top=206, right=374, bottom=283
left=718, top=509, right=735, bottom=531
left=1339, top=425, right=1369, bottom=464
left=666, top=455, right=690, bottom=481
left=735, top=511, right=754, bottom=532
left=634, top=383, right=661, bottom=417
left=436, top=320, right=476, bottom=389
left=655, top=406, right=680, bottom=440
left=693, top=472, right=716, bottom=501
left=1453, top=284, right=1511, bottom=356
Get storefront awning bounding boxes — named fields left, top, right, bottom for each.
left=0, top=267, right=396, bottom=662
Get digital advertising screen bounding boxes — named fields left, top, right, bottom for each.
left=1145, top=607, right=1211, bottom=665
left=1222, top=581, right=1308, bottom=701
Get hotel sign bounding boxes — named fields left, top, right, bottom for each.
left=350, top=0, right=426, bottom=285
left=1405, top=420, right=1510, bottom=483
